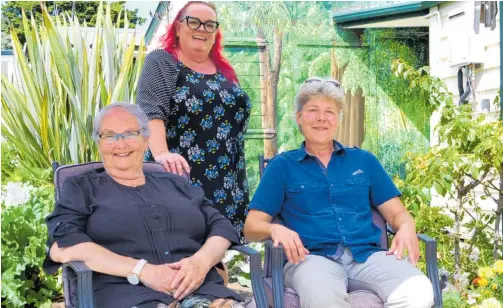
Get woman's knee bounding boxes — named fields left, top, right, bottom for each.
left=386, top=275, right=434, bottom=308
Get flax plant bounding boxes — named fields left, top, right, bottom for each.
left=1, top=3, right=146, bottom=179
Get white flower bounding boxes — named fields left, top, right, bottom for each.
left=469, top=247, right=480, bottom=262
left=452, top=272, right=470, bottom=289
left=466, top=292, right=479, bottom=305
left=1, top=182, right=34, bottom=207
left=223, top=250, right=239, bottom=263
left=476, top=298, right=502, bottom=308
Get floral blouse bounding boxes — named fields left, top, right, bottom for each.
left=160, top=62, right=251, bottom=236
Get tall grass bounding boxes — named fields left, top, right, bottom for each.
left=1, top=3, right=145, bottom=178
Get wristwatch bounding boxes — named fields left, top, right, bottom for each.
left=127, top=259, right=148, bottom=285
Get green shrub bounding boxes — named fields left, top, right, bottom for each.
left=1, top=186, right=60, bottom=307
left=442, top=290, right=470, bottom=308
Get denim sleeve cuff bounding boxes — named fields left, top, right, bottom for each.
left=373, top=189, right=402, bottom=207
left=247, top=203, right=277, bottom=217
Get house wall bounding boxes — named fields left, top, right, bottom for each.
left=429, top=1, right=500, bottom=135
left=1, top=52, right=15, bottom=83
left=428, top=1, right=500, bottom=213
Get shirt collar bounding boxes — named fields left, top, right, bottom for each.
left=296, top=140, right=345, bottom=161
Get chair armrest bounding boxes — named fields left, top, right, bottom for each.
left=229, top=245, right=268, bottom=308
left=264, top=239, right=284, bottom=308
left=62, top=261, right=93, bottom=308
left=417, top=234, right=442, bottom=308
left=386, top=224, right=396, bottom=235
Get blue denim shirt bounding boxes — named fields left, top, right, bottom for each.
left=249, top=141, right=401, bottom=263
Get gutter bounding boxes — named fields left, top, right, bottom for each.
left=333, top=1, right=444, bottom=25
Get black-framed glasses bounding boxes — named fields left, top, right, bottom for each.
left=304, top=77, right=341, bottom=88
left=181, top=16, right=219, bottom=33
left=98, top=130, right=143, bottom=144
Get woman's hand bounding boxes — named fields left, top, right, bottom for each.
left=154, top=151, right=191, bottom=176
left=167, top=256, right=212, bottom=300
left=271, top=224, right=309, bottom=264
left=386, top=223, right=420, bottom=265
left=140, top=263, right=179, bottom=295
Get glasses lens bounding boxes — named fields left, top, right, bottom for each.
left=101, top=135, right=117, bottom=144
left=204, top=21, right=218, bottom=33
left=304, top=78, right=323, bottom=84
left=186, top=17, right=201, bottom=30
left=123, top=131, right=141, bottom=143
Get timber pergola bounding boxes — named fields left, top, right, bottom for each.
left=223, top=37, right=277, bottom=159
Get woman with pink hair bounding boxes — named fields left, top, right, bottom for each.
left=137, top=2, right=250, bottom=241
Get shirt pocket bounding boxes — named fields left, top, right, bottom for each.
left=286, top=182, right=319, bottom=214
left=344, top=176, right=370, bottom=207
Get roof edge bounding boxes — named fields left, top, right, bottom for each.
left=333, top=1, right=445, bottom=25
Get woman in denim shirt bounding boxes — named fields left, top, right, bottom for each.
left=244, top=78, right=434, bottom=308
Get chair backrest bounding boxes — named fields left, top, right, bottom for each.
left=53, top=161, right=165, bottom=201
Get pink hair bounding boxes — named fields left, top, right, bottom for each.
left=160, top=1, right=239, bottom=84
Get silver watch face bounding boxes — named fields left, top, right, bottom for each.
left=127, top=274, right=139, bottom=285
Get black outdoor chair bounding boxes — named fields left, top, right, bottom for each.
left=257, top=155, right=442, bottom=308
left=51, top=161, right=267, bottom=308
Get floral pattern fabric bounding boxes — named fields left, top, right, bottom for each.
left=167, top=62, right=251, bottom=237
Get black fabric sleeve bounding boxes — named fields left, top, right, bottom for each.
left=43, top=177, right=93, bottom=274
left=136, top=49, right=179, bottom=122
left=200, top=197, right=240, bottom=246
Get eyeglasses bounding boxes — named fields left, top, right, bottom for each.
left=304, top=78, right=341, bottom=88
left=181, top=16, right=219, bottom=33
left=98, top=130, right=143, bottom=144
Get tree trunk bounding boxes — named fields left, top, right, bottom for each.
left=454, top=188, right=463, bottom=289
left=494, top=164, right=503, bottom=259
left=331, top=48, right=365, bottom=147
left=271, top=25, right=283, bottom=117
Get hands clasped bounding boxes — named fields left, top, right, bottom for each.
left=140, top=256, right=211, bottom=300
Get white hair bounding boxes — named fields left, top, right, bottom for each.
left=91, top=102, right=151, bottom=142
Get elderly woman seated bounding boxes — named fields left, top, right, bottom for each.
left=44, top=103, right=244, bottom=308
left=244, top=78, right=434, bottom=308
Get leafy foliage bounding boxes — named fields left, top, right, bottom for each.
left=1, top=187, right=59, bottom=308
left=393, top=59, right=503, bottom=288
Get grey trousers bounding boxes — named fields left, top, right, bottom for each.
left=283, top=249, right=434, bottom=308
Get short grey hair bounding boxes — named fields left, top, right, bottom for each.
left=91, top=102, right=151, bottom=142
left=294, top=77, right=345, bottom=114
